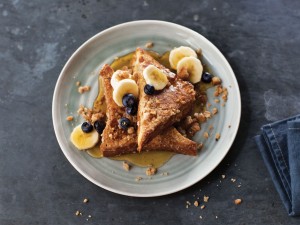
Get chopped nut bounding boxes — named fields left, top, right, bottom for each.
left=66, top=116, right=74, bottom=121
left=234, top=199, right=242, bottom=205
left=83, top=198, right=89, bottom=203
left=135, top=176, right=142, bottom=182
left=200, top=205, right=205, bottom=209
left=78, top=85, right=91, bottom=94
left=146, top=167, right=157, bottom=176
left=214, top=98, right=220, bottom=103
left=203, top=111, right=211, bottom=119
left=196, top=113, right=206, bottom=123
left=199, top=216, right=203, bottom=219
left=203, top=195, right=209, bottom=202
left=231, top=178, right=236, bottom=183
left=127, top=127, right=135, bottom=134
left=196, top=48, right=202, bottom=56
left=186, top=201, right=191, bottom=205
left=75, top=210, right=81, bottom=216
left=145, top=42, right=154, bottom=48
left=197, top=143, right=203, bottom=150
left=187, top=122, right=200, bottom=138
left=181, top=116, right=195, bottom=129
left=76, top=81, right=81, bottom=86
left=91, top=112, right=104, bottom=123
left=123, top=161, right=131, bottom=171
left=222, top=175, right=226, bottom=179
left=215, top=133, right=221, bottom=141
left=212, top=107, right=218, bottom=115
left=203, top=132, right=209, bottom=139
left=194, top=201, right=199, bottom=207
left=212, top=76, right=221, bottom=85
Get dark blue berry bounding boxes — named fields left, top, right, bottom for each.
left=144, top=84, right=155, bottom=95
left=94, top=120, right=105, bottom=134
left=126, top=104, right=138, bottom=115
left=122, top=94, right=136, bottom=107
left=201, top=72, right=213, bottom=83
left=119, top=117, right=131, bottom=130
left=81, top=122, right=93, bottom=133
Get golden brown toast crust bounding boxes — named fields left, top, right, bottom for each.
left=100, top=65, right=137, bottom=156
left=99, top=64, right=197, bottom=157
left=133, top=48, right=196, bottom=151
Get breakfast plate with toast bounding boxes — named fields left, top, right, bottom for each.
left=52, top=20, right=241, bottom=197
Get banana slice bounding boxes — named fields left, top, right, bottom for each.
left=111, top=70, right=131, bottom=89
left=143, top=65, right=168, bottom=90
left=177, top=56, right=203, bottom=84
left=169, top=46, right=197, bottom=69
left=70, top=125, right=99, bottom=150
left=113, top=79, right=139, bottom=106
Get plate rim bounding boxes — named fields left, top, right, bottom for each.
left=52, top=20, right=241, bottom=197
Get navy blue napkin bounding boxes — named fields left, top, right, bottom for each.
left=255, top=115, right=300, bottom=216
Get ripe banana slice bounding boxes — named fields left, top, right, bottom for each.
left=113, top=79, right=139, bottom=106
left=111, top=70, right=131, bottom=89
left=70, top=125, right=99, bottom=150
left=169, top=46, right=197, bottom=69
left=143, top=65, right=168, bottom=90
left=177, top=56, right=203, bottom=84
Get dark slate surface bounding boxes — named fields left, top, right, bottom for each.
left=1, top=0, right=300, bottom=224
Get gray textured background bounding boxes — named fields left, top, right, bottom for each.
left=1, top=0, right=300, bottom=224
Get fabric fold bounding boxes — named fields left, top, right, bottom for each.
left=254, top=115, right=300, bottom=216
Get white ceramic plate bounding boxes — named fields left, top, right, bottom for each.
left=52, top=20, right=241, bottom=197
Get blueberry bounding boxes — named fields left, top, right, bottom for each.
left=119, top=117, right=130, bottom=130
left=201, top=72, right=213, bottom=83
left=94, top=120, right=106, bottom=134
left=81, top=122, right=93, bottom=133
left=122, top=94, right=136, bottom=107
left=144, top=84, right=155, bottom=95
left=126, top=104, right=138, bottom=115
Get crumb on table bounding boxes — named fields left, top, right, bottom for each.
left=234, top=198, right=242, bottom=205
left=204, top=195, right=209, bottom=202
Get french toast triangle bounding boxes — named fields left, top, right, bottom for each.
left=99, top=64, right=197, bottom=157
left=132, top=48, right=196, bottom=151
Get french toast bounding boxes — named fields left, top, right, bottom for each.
left=132, top=48, right=196, bottom=151
left=99, top=64, right=197, bottom=157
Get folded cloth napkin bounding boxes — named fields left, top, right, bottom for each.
left=255, top=115, right=300, bottom=216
